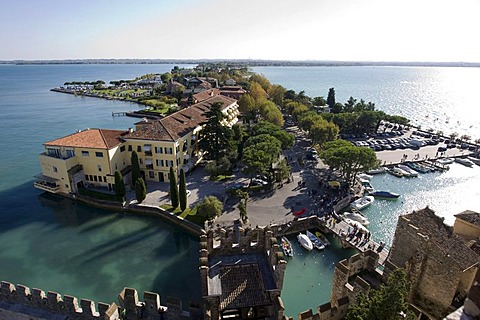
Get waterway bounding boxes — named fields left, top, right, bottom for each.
left=1, top=64, right=480, bottom=316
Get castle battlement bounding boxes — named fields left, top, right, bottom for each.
left=0, top=281, right=201, bottom=320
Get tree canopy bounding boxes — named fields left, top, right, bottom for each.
left=250, top=121, right=294, bottom=150
left=196, top=196, right=223, bottom=220
left=131, top=151, right=141, bottom=187
left=198, top=102, right=233, bottom=161
left=243, top=134, right=281, bottom=177
left=114, top=171, right=126, bottom=198
left=179, top=169, right=187, bottom=211
left=135, top=178, right=146, bottom=203
left=327, top=87, right=336, bottom=109
left=169, top=167, right=179, bottom=208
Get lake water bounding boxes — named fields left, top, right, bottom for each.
left=1, top=64, right=479, bottom=316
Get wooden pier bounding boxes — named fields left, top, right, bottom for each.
left=112, top=112, right=127, bottom=117
left=324, top=219, right=389, bottom=266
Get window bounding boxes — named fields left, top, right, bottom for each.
left=95, top=152, right=103, bottom=158
left=139, top=158, right=143, bottom=165
left=120, top=146, right=126, bottom=152
left=115, top=163, right=118, bottom=170
left=53, top=166, right=58, bottom=173
left=156, top=159, right=164, bottom=167
left=93, top=176, right=98, bottom=182
left=149, top=171, right=155, bottom=178
left=98, top=176, right=102, bottom=182
left=166, top=147, right=173, bottom=154
left=98, top=165, right=102, bottom=172
left=89, top=175, right=93, bottom=181
left=66, top=149, right=75, bottom=158
left=103, top=176, right=107, bottom=182
left=128, top=145, right=132, bottom=151
left=145, top=159, right=153, bottom=169
left=81, top=151, right=89, bottom=157
left=175, top=145, right=179, bottom=153
left=167, top=160, right=174, bottom=167
left=137, top=146, right=142, bottom=152
left=47, top=148, right=60, bottom=157
left=155, top=146, right=163, bottom=154
left=85, top=175, right=90, bottom=181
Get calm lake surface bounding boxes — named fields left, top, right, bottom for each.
left=1, top=64, right=479, bottom=315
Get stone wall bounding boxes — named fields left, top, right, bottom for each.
left=0, top=282, right=199, bottom=320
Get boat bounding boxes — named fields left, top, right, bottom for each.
left=367, top=167, right=386, bottom=175
left=387, top=168, right=403, bottom=177
left=306, top=230, right=325, bottom=250
left=467, top=156, right=480, bottom=165
left=360, top=179, right=375, bottom=193
left=405, top=162, right=430, bottom=174
left=436, top=157, right=454, bottom=165
left=281, top=236, right=294, bottom=257
left=397, top=164, right=418, bottom=177
left=357, top=173, right=373, bottom=180
left=394, top=165, right=416, bottom=177
left=315, top=231, right=330, bottom=246
left=454, top=157, right=474, bottom=167
left=343, top=218, right=369, bottom=233
left=369, top=190, right=400, bottom=199
left=343, top=211, right=370, bottom=225
left=350, top=195, right=374, bottom=211
left=297, top=233, right=313, bottom=251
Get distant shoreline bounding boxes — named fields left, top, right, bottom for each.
left=1, top=59, right=480, bottom=68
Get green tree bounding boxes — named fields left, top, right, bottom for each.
left=135, top=178, right=146, bottom=203
left=344, top=96, right=357, bottom=113
left=131, top=151, right=141, bottom=187
left=238, top=94, right=256, bottom=120
left=198, top=102, right=233, bottom=160
left=169, top=167, right=179, bottom=208
left=309, top=119, right=339, bottom=146
left=249, top=81, right=268, bottom=103
left=320, top=140, right=378, bottom=185
left=313, top=96, right=326, bottom=106
left=346, top=269, right=415, bottom=320
left=268, top=84, right=286, bottom=107
left=331, top=102, right=344, bottom=114
left=114, top=171, right=126, bottom=198
left=196, top=196, right=223, bottom=220
left=160, top=72, right=172, bottom=82
left=327, top=87, right=336, bottom=109
left=179, top=169, right=187, bottom=211
left=259, top=100, right=284, bottom=126
left=242, top=134, right=281, bottom=178
left=250, top=121, right=294, bottom=150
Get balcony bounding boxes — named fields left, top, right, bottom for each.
left=34, top=174, right=60, bottom=193
left=145, top=150, right=153, bottom=156
left=146, top=164, right=154, bottom=170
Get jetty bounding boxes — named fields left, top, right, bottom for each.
left=112, top=111, right=127, bottom=117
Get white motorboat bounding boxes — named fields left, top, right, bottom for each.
left=343, top=218, right=369, bottom=233
left=281, top=236, right=294, bottom=257
left=357, top=173, right=373, bottom=180
left=467, top=156, right=480, bottom=165
left=350, top=196, right=374, bottom=211
left=393, top=166, right=412, bottom=177
left=306, top=230, right=325, bottom=250
left=397, top=164, right=418, bottom=177
left=360, top=179, right=375, bottom=193
left=436, top=157, right=454, bottom=165
left=367, top=167, right=386, bottom=175
left=343, top=211, right=370, bottom=225
left=297, top=233, right=313, bottom=251
left=455, top=157, right=474, bottom=167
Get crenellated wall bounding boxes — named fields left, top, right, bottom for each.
left=0, top=281, right=200, bottom=320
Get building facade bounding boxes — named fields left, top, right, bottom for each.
left=35, top=95, right=239, bottom=195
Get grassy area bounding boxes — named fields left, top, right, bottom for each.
left=209, top=175, right=234, bottom=181
left=160, top=204, right=182, bottom=214
left=160, top=205, right=207, bottom=226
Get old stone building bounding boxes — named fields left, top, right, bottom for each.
left=199, top=222, right=287, bottom=320
left=454, top=210, right=480, bottom=241
left=387, top=207, right=479, bottom=318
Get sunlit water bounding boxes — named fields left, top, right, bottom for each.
left=1, top=64, right=479, bottom=315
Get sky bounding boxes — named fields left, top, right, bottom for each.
left=1, top=0, right=480, bottom=62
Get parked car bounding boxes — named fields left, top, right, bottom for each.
left=226, top=182, right=247, bottom=191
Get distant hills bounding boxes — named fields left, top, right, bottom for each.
left=1, top=59, right=479, bottom=67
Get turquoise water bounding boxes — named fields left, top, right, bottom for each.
left=0, top=64, right=202, bottom=306
left=1, top=64, right=480, bottom=315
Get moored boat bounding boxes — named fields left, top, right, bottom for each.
left=281, top=236, right=294, bottom=257
left=350, top=195, right=374, bottom=211
left=315, top=231, right=330, bottom=246
left=467, top=156, right=480, bottom=165
left=367, top=167, right=386, bottom=175
left=405, top=162, right=430, bottom=174
left=454, top=157, right=474, bottom=167
left=369, top=190, right=400, bottom=199
left=343, top=218, right=369, bottom=233
left=357, top=173, right=373, bottom=180
left=306, top=230, right=325, bottom=250
left=398, top=164, right=418, bottom=177
left=297, top=233, right=313, bottom=251
left=343, top=211, right=370, bottom=225
left=436, top=157, right=454, bottom=165
left=387, top=168, right=403, bottom=177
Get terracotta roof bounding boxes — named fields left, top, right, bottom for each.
left=44, top=129, right=127, bottom=149
left=193, top=88, right=220, bottom=102
left=455, top=210, right=480, bottom=226
left=403, top=207, right=479, bottom=270
left=124, top=95, right=237, bottom=142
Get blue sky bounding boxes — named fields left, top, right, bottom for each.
left=1, top=0, right=479, bottom=62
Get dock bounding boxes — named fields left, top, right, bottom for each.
left=112, top=112, right=127, bottom=117
left=324, top=219, right=389, bottom=266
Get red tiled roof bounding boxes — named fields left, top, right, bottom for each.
left=193, top=88, right=220, bottom=102
left=124, top=95, right=237, bottom=142
left=44, top=129, right=127, bottom=149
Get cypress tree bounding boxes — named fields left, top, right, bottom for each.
left=179, top=169, right=187, bottom=211
left=114, top=171, right=126, bottom=198
left=135, top=178, right=146, bottom=203
left=131, top=151, right=141, bottom=187
left=169, top=167, right=179, bottom=208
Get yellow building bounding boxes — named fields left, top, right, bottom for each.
left=35, top=94, right=239, bottom=194
left=454, top=210, right=480, bottom=241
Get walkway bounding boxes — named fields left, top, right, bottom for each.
left=324, top=218, right=389, bottom=265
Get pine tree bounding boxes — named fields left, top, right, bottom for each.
left=114, top=171, right=126, bottom=198
left=131, top=151, right=141, bottom=187
left=179, top=169, right=187, bottom=211
left=327, top=87, right=336, bottom=108
left=169, top=167, right=179, bottom=208
left=135, top=178, right=146, bottom=203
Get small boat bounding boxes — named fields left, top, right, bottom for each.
left=394, top=165, right=416, bottom=177
left=467, top=156, right=480, bottom=165
left=369, top=190, right=400, bottom=199
left=436, top=157, right=454, bottom=165
left=405, top=162, right=430, bottom=174
left=281, top=236, right=294, bottom=257
left=343, top=211, right=370, bottom=225
left=360, top=179, right=375, bottom=193
left=306, top=230, right=325, bottom=250
left=387, top=168, right=403, bottom=177
left=315, top=231, right=330, bottom=246
left=350, top=195, right=374, bottom=211
left=455, top=157, right=474, bottom=167
left=367, top=167, right=386, bottom=175
left=397, top=164, right=418, bottom=177
left=343, top=218, right=369, bottom=233
left=297, top=233, right=313, bottom=251
left=357, top=173, right=373, bottom=180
